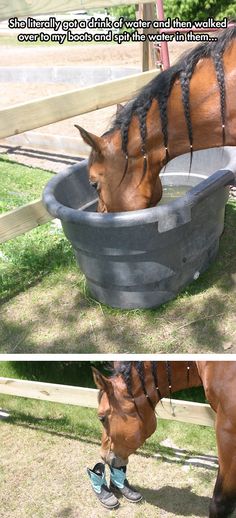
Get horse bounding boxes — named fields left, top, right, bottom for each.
left=92, top=361, right=236, bottom=517
left=76, top=26, right=236, bottom=212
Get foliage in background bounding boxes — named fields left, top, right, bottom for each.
left=0, top=361, right=97, bottom=387
left=108, top=4, right=136, bottom=21
left=108, top=1, right=235, bottom=22
left=163, top=0, right=235, bottom=21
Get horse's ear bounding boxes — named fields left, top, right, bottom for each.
left=74, top=125, right=102, bottom=153
left=116, top=103, right=124, bottom=115
left=92, top=367, right=113, bottom=393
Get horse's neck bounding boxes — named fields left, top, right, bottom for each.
left=144, top=49, right=236, bottom=176
left=154, top=362, right=202, bottom=402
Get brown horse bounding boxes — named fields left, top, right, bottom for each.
left=93, top=361, right=236, bottom=517
left=76, top=26, right=236, bottom=212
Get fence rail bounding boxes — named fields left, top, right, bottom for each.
left=0, top=0, right=159, bottom=243
left=0, top=68, right=158, bottom=243
left=0, top=377, right=216, bottom=427
left=0, top=70, right=157, bottom=139
left=0, top=199, right=53, bottom=243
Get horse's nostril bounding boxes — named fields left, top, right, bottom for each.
left=98, top=415, right=106, bottom=423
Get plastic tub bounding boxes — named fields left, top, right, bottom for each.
left=43, top=147, right=236, bottom=309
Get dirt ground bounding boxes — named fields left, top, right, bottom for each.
left=0, top=39, right=197, bottom=171
left=0, top=420, right=219, bottom=518
left=1, top=39, right=196, bottom=68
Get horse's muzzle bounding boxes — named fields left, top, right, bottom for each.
left=100, top=449, right=128, bottom=468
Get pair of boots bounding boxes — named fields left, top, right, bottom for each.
left=87, top=463, right=143, bottom=509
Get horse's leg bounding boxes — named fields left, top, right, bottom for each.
left=209, top=408, right=236, bottom=517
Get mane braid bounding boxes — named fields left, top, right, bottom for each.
left=212, top=50, right=226, bottom=145
left=110, top=26, right=236, bottom=171
left=179, top=69, right=193, bottom=170
left=187, top=361, right=191, bottom=386
left=134, top=361, right=155, bottom=410
left=154, top=65, right=180, bottom=161
left=151, top=361, right=162, bottom=399
left=166, top=361, right=172, bottom=397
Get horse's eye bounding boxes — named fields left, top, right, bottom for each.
left=98, top=415, right=106, bottom=424
left=89, top=180, right=98, bottom=189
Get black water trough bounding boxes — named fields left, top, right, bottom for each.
left=43, top=147, right=236, bottom=309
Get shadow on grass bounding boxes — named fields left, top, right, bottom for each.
left=4, top=412, right=101, bottom=446
left=0, top=234, right=75, bottom=304
left=3, top=411, right=216, bottom=471
left=0, top=203, right=235, bottom=353
left=56, top=508, right=74, bottom=518
left=0, top=293, right=154, bottom=353
left=178, top=201, right=236, bottom=298
left=138, top=485, right=211, bottom=516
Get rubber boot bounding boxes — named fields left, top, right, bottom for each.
left=109, top=465, right=143, bottom=503
left=87, top=462, right=119, bottom=509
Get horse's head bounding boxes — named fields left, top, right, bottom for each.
left=92, top=367, right=157, bottom=467
left=76, top=114, right=164, bottom=212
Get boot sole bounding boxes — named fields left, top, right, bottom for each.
left=121, top=494, right=143, bottom=503
left=110, top=485, right=143, bottom=503
left=99, top=501, right=120, bottom=510
left=93, top=491, right=120, bottom=509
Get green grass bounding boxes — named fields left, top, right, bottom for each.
left=0, top=393, right=216, bottom=458
left=0, top=156, right=52, bottom=212
left=0, top=360, right=97, bottom=387
left=0, top=156, right=76, bottom=301
left=0, top=361, right=215, bottom=457
left=1, top=156, right=235, bottom=353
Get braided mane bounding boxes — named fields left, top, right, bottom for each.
left=112, top=361, right=172, bottom=400
left=110, top=26, right=236, bottom=163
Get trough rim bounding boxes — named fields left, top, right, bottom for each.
left=42, top=152, right=236, bottom=229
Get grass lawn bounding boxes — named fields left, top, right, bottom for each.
left=0, top=417, right=217, bottom=518
left=0, top=156, right=236, bottom=353
left=0, top=360, right=217, bottom=517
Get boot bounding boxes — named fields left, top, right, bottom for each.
left=87, top=462, right=119, bottom=509
left=109, top=465, right=143, bottom=503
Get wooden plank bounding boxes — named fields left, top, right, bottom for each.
left=139, top=4, right=157, bottom=72
left=156, top=399, right=215, bottom=427
left=145, top=3, right=158, bottom=70
left=0, top=0, right=154, bottom=20
left=0, top=378, right=98, bottom=408
left=1, top=132, right=90, bottom=157
left=0, top=70, right=158, bottom=139
left=0, top=377, right=215, bottom=427
left=0, top=199, right=53, bottom=243
left=138, top=4, right=149, bottom=72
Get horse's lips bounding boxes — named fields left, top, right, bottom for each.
left=101, top=449, right=128, bottom=467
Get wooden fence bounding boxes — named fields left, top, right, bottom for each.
left=0, top=0, right=159, bottom=244
left=0, top=377, right=216, bottom=427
